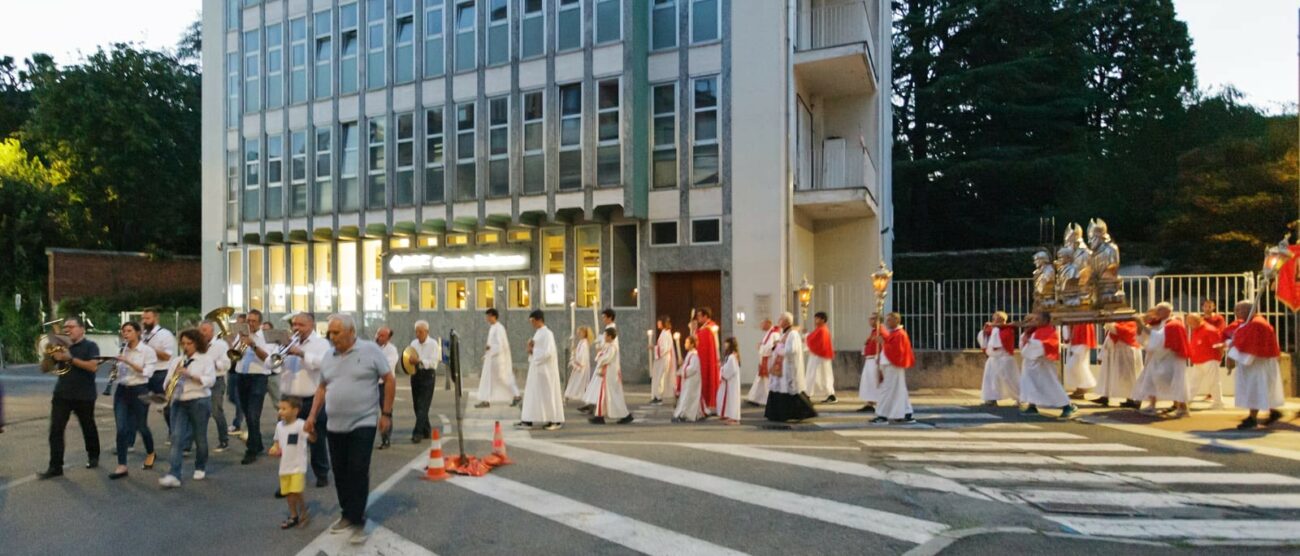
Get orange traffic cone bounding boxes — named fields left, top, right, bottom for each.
left=422, top=429, right=450, bottom=481
left=484, top=421, right=514, bottom=468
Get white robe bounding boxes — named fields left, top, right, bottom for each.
left=583, top=324, right=616, bottom=405
left=771, top=328, right=806, bottom=395
left=651, top=329, right=674, bottom=400
left=673, top=351, right=705, bottom=421
left=564, top=338, right=591, bottom=401
left=717, top=354, right=742, bottom=421
left=1097, top=336, right=1142, bottom=399
left=806, top=353, right=835, bottom=398
left=746, top=328, right=779, bottom=405
left=477, top=322, right=520, bottom=402
left=1228, top=347, right=1284, bottom=411
left=1019, top=336, right=1071, bottom=408
left=858, top=357, right=880, bottom=403
left=1188, top=360, right=1223, bottom=400
left=593, top=342, right=630, bottom=419
left=1132, top=324, right=1187, bottom=402
left=1063, top=344, right=1097, bottom=391
left=977, top=328, right=1019, bottom=402
left=876, top=337, right=912, bottom=420
left=520, top=326, right=565, bottom=423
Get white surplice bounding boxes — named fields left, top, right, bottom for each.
left=1132, top=323, right=1187, bottom=402
left=746, top=328, right=779, bottom=406
left=583, top=324, right=616, bottom=406
left=673, top=351, right=705, bottom=421
left=478, top=322, right=520, bottom=402
left=1097, top=335, right=1142, bottom=399
left=520, top=326, right=565, bottom=423
left=651, top=329, right=674, bottom=400
left=806, top=353, right=835, bottom=398
left=1228, top=347, right=1285, bottom=411
left=593, top=341, right=630, bottom=419
left=564, top=338, right=591, bottom=401
left=1019, top=335, right=1071, bottom=408
left=717, top=353, right=742, bottom=421
left=876, top=342, right=912, bottom=420
left=977, top=328, right=1019, bottom=402
left=772, top=328, right=806, bottom=395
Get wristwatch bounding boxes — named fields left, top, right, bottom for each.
left=382, top=412, right=393, bottom=418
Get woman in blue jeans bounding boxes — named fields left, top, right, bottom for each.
left=110, top=322, right=160, bottom=478
left=159, top=329, right=217, bottom=488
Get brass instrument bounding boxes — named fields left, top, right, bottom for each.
left=143, top=356, right=189, bottom=405
left=204, top=306, right=244, bottom=366
left=266, top=332, right=301, bottom=371
left=37, top=319, right=72, bottom=375
left=400, top=346, right=421, bottom=376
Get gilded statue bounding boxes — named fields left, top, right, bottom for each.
left=1032, top=250, right=1056, bottom=311
left=1088, top=218, right=1125, bottom=307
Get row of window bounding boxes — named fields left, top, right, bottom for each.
left=227, top=0, right=720, bottom=119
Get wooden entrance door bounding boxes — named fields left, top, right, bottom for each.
left=653, top=271, right=723, bottom=341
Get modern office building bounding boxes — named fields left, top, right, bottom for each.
left=201, top=0, right=892, bottom=383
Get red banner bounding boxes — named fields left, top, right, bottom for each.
left=1274, top=245, right=1300, bottom=312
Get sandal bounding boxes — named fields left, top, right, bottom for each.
left=142, top=453, right=156, bottom=470
left=280, top=516, right=300, bottom=529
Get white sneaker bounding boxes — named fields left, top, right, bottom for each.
left=158, top=475, right=181, bottom=488
left=349, top=524, right=370, bottom=545
left=193, top=470, right=206, bottom=481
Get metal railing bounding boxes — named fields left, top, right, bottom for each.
left=798, top=1, right=873, bottom=52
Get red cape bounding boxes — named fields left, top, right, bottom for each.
left=1069, top=324, right=1097, bottom=349
left=697, top=321, right=721, bottom=410
left=1108, top=321, right=1140, bottom=347
left=1162, top=318, right=1190, bottom=359
left=758, top=326, right=780, bottom=377
left=1189, top=323, right=1223, bottom=364
left=1222, top=319, right=1243, bottom=340
left=1233, top=316, right=1281, bottom=358
left=1024, top=325, right=1060, bottom=361
left=807, top=324, right=834, bottom=359
left=863, top=325, right=884, bottom=356
left=1203, top=313, right=1227, bottom=331
left=982, top=325, right=1018, bottom=355
left=882, top=327, right=915, bottom=368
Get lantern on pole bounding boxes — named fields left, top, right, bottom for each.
left=796, top=276, right=814, bottom=326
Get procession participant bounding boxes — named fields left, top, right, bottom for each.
left=109, top=321, right=158, bottom=479
left=672, top=336, right=706, bottom=423
left=518, top=311, right=565, bottom=431
left=307, top=314, right=395, bottom=544
left=695, top=308, right=722, bottom=415
left=650, top=317, right=675, bottom=405
left=872, top=313, right=916, bottom=425
left=236, top=309, right=273, bottom=465
left=200, top=321, right=232, bottom=453
left=1018, top=312, right=1077, bottom=418
left=1095, top=319, right=1143, bottom=408
left=590, top=328, right=633, bottom=425
left=580, top=309, right=619, bottom=413
left=763, top=312, right=816, bottom=422
left=1201, top=299, right=1227, bottom=330
left=806, top=312, right=837, bottom=404
left=856, top=315, right=885, bottom=413
left=228, top=313, right=247, bottom=435
left=718, top=338, right=742, bottom=425
left=1226, top=300, right=1286, bottom=429
left=277, top=313, right=333, bottom=490
left=374, top=326, right=399, bottom=449
left=976, top=311, right=1019, bottom=406
left=564, top=327, right=593, bottom=402
left=1186, top=313, right=1225, bottom=409
left=746, top=319, right=780, bottom=407
left=141, top=308, right=176, bottom=396
left=269, top=396, right=314, bottom=529
left=263, top=319, right=285, bottom=410
left=406, top=321, right=440, bottom=442
left=1063, top=322, right=1098, bottom=399
left=158, top=329, right=217, bottom=488
left=1132, top=302, right=1191, bottom=418
left=38, top=317, right=101, bottom=480
left=476, top=309, right=521, bottom=409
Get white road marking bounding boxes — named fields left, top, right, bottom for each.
left=1058, top=456, right=1220, bottom=467
left=1079, top=419, right=1300, bottom=463
left=1048, top=517, right=1300, bottom=541
left=914, top=413, right=1001, bottom=420
left=927, top=467, right=1123, bottom=484
left=887, top=453, right=1065, bottom=465
left=555, top=439, right=860, bottom=451
left=1012, top=489, right=1300, bottom=509
left=838, top=431, right=1084, bottom=440
left=448, top=474, right=745, bottom=556
left=299, top=525, right=437, bottom=556
left=856, top=440, right=1144, bottom=452
left=0, top=465, right=72, bottom=493
left=515, top=439, right=948, bottom=545
left=1120, top=472, right=1300, bottom=485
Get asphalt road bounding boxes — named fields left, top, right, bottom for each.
left=3, top=365, right=1300, bottom=556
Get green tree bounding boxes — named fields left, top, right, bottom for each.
left=0, top=138, right=71, bottom=289
left=0, top=56, right=34, bottom=139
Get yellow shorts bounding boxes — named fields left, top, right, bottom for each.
left=279, top=473, right=306, bottom=495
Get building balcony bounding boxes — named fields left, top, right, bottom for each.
left=795, top=0, right=877, bottom=96
left=795, top=136, right=878, bottom=221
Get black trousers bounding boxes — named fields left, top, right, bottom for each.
left=327, top=426, right=377, bottom=525
left=296, top=395, right=330, bottom=480
left=410, top=370, right=435, bottom=440
left=236, top=374, right=268, bottom=455
left=49, top=396, right=100, bottom=469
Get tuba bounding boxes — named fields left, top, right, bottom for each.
left=37, top=319, right=73, bottom=375
left=204, top=306, right=244, bottom=366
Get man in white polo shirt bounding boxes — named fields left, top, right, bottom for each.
left=277, top=312, right=332, bottom=490
left=407, top=320, right=441, bottom=443
left=236, top=309, right=273, bottom=465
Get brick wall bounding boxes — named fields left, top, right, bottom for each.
left=46, top=248, right=201, bottom=305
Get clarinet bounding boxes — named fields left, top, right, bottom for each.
left=103, top=342, right=126, bottom=396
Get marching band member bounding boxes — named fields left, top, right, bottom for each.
left=746, top=319, right=780, bottom=407
left=564, top=327, right=594, bottom=402
left=590, top=328, right=633, bottom=425
left=1226, top=300, right=1287, bottom=429
left=235, top=309, right=273, bottom=465
left=110, top=321, right=158, bottom=479
left=1063, top=322, right=1098, bottom=399
left=158, top=329, right=216, bottom=488
left=857, top=315, right=884, bottom=413
left=763, top=312, right=816, bottom=422
left=277, top=313, right=332, bottom=490
left=199, top=320, right=232, bottom=453
left=650, top=317, right=675, bottom=405
left=1018, top=312, right=1077, bottom=418
left=1186, top=313, right=1225, bottom=409
left=673, top=336, right=706, bottom=422
left=518, top=311, right=565, bottom=430
left=1095, top=319, right=1143, bottom=408
left=581, top=309, right=619, bottom=413
left=39, top=317, right=101, bottom=480
left=477, top=309, right=521, bottom=409
left=228, top=312, right=247, bottom=436
left=374, top=326, right=399, bottom=449
left=407, top=321, right=441, bottom=443
left=872, top=312, right=916, bottom=425
left=718, top=338, right=742, bottom=424
left=1132, top=302, right=1190, bottom=417
left=805, top=312, right=837, bottom=404
left=977, top=312, right=1019, bottom=406
left=141, top=308, right=176, bottom=436
left=695, top=308, right=722, bottom=415
left=263, top=320, right=284, bottom=408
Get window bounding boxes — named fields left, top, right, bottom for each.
left=266, top=135, right=284, bottom=218
left=269, top=245, right=287, bottom=312
left=419, top=235, right=440, bottom=247
left=456, top=102, right=476, bottom=200
left=314, top=10, right=333, bottom=98
left=392, top=237, right=411, bottom=248
left=522, top=90, right=544, bottom=194
left=446, top=279, right=468, bottom=310
left=394, top=113, right=414, bottom=205
left=651, top=0, right=677, bottom=50
left=419, top=279, right=438, bottom=310
left=558, top=83, right=582, bottom=190
left=314, top=242, right=334, bottom=311
left=541, top=228, right=564, bottom=306
left=338, top=241, right=358, bottom=311
left=367, top=117, right=387, bottom=209
left=576, top=226, right=601, bottom=307
left=454, top=1, right=476, bottom=72
left=366, top=0, right=385, bottom=89
left=596, top=0, right=621, bottom=44
left=226, top=53, right=240, bottom=127
left=488, top=96, right=509, bottom=197
left=226, top=150, right=239, bottom=227
left=692, top=0, right=719, bottom=43
left=291, top=243, right=309, bottom=311
left=521, top=0, right=544, bottom=58
left=249, top=247, right=266, bottom=311
left=340, top=2, right=359, bottom=94
left=477, top=231, right=500, bottom=245
left=314, top=127, right=334, bottom=214
left=425, top=107, right=445, bottom=203
left=508, top=229, right=533, bottom=242
left=227, top=250, right=244, bottom=311
left=389, top=280, right=411, bottom=311
left=557, top=0, right=582, bottom=51
left=611, top=224, right=637, bottom=307
left=486, top=0, right=509, bottom=65
left=476, top=278, right=496, bottom=309
left=692, top=76, right=719, bottom=187
left=243, top=30, right=260, bottom=112
left=652, top=83, right=677, bottom=189
left=243, top=138, right=261, bottom=220
left=650, top=221, right=678, bottom=246
left=362, top=239, right=382, bottom=311
left=290, top=130, right=307, bottom=216
left=508, top=278, right=531, bottom=309
left=446, top=233, right=469, bottom=246
left=266, top=23, right=284, bottom=109
left=227, top=0, right=240, bottom=31
left=289, top=18, right=307, bottom=104
left=424, top=1, right=445, bottom=77
left=340, top=122, right=360, bottom=210
left=597, top=79, right=620, bottom=186
left=394, top=0, right=415, bottom=83
left=691, top=218, right=720, bottom=244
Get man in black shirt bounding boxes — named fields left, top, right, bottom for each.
left=40, top=317, right=103, bottom=479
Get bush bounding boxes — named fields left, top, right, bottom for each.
left=57, top=292, right=202, bottom=334
left=0, top=290, right=42, bottom=364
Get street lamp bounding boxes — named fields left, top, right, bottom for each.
left=1263, top=238, right=1294, bottom=280
left=871, top=262, right=893, bottom=313
left=797, top=275, right=814, bottom=326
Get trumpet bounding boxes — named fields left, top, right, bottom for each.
left=266, top=333, right=302, bottom=371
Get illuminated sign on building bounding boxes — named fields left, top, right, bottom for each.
left=387, top=249, right=532, bottom=275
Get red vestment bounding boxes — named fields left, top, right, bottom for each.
left=1024, top=325, right=1060, bottom=361
left=863, top=325, right=884, bottom=356
left=696, top=320, right=721, bottom=410
left=1162, top=318, right=1190, bottom=359
left=1189, top=323, right=1223, bottom=365
left=1108, top=321, right=1140, bottom=347
left=1232, top=316, right=1281, bottom=358
left=882, top=327, right=915, bottom=369
left=1203, top=313, right=1227, bottom=331
left=1069, top=324, right=1097, bottom=349
left=758, top=326, right=779, bottom=377
left=807, top=324, right=833, bottom=359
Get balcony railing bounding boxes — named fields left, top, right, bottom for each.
left=800, top=136, right=878, bottom=200
left=798, top=1, right=874, bottom=53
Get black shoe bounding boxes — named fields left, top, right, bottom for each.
left=1120, top=400, right=1140, bottom=409
left=588, top=416, right=607, bottom=424
left=377, top=441, right=390, bottom=450
left=37, top=468, right=64, bottom=480
left=274, top=489, right=287, bottom=499
left=474, top=401, right=490, bottom=408
left=649, top=398, right=664, bottom=406
left=514, top=421, right=534, bottom=429
left=543, top=422, right=562, bottom=431
left=86, top=459, right=99, bottom=470
left=1094, top=397, right=1109, bottom=407
left=616, top=415, right=634, bottom=425
left=109, top=470, right=129, bottom=480
left=1237, top=417, right=1259, bottom=430
left=241, top=453, right=257, bottom=465
left=578, top=405, right=594, bottom=414
left=1265, top=410, right=1285, bottom=426
left=316, top=477, right=329, bottom=488
left=510, top=397, right=523, bottom=408
left=856, top=404, right=875, bottom=413
left=823, top=395, right=838, bottom=404
left=411, top=437, right=423, bottom=444
left=870, top=416, right=889, bottom=424
left=1021, top=405, right=1039, bottom=415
